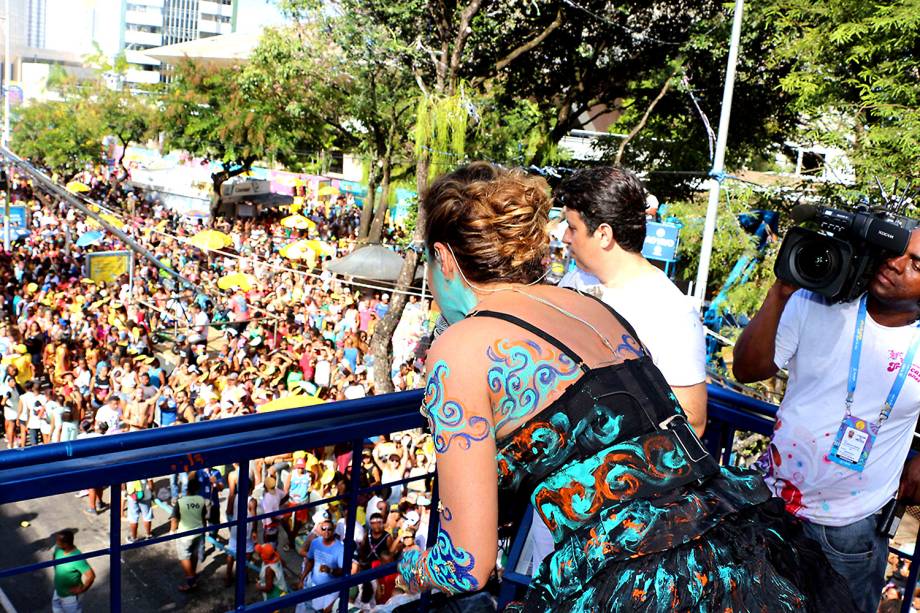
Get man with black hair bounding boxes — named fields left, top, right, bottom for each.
left=556, top=166, right=708, bottom=433
left=170, top=474, right=208, bottom=591
left=734, top=228, right=920, bottom=613
left=51, top=530, right=95, bottom=612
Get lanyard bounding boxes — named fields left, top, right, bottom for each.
left=847, top=294, right=920, bottom=426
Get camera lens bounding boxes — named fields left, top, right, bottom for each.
left=794, top=241, right=837, bottom=284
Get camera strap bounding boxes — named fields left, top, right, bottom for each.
left=846, top=293, right=920, bottom=427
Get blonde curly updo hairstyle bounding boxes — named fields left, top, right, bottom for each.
left=422, top=162, right=552, bottom=284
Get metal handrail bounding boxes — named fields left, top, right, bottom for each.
left=1, top=385, right=917, bottom=613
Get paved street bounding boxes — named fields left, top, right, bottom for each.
left=0, top=462, right=306, bottom=613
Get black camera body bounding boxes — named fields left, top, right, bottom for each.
left=775, top=204, right=915, bottom=303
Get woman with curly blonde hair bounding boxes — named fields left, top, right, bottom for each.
left=398, top=162, right=855, bottom=612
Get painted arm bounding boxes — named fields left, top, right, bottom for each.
left=399, top=343, right=497, bottom=595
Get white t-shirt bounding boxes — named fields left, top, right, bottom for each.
left=760, top=291, right=920, bottom=526
left=559, top=267, right=706, bottom=386
left=314, top=360, right=331, bottom=388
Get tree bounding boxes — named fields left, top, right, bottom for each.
left=158, top=58, right=333, bottom=215
left=767, top=0, right=920, bottom=189
left=342, top=0, right=570, bottom=393
left=96, top=88, right=157, bottom=172
left=269, top=3, right=418, bottom=242
left=12, top=100, right=104, bottom=181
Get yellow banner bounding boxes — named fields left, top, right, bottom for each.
left=87, top=251, right=132, bottom=284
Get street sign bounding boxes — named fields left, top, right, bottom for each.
left=642, top=222, right=680, bottom=262
left=8, top=205, right=27, bottom=228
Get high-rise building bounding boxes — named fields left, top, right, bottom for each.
left=25, top=0, right=46, bottom=48
left=122, top=0, right=236, bottom=84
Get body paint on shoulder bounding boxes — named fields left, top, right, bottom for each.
left=487, top=338, right=581, bottom=431
left=423, top=361, right=492, bottom=453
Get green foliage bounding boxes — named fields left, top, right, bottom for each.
left=664, top=186, right=781, bottom=319
left=11, top=47, right=156, bottom=176
left=158, top=58, right=329, bottom=175
left=415, top=92, right=470, bottom=176
left=12, top=100, right=104, bottom=180
left=767, top=0, right=920, bottom=186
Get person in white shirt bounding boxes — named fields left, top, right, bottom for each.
left=555, top=167, right=707, bottom=433
left=516, top=167, right=711, bottom=576
left=189, top=303, right=210, bottom=345
left=733, top=226, right=920, bottom=613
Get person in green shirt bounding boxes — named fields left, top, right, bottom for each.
left=52, top=530, right=95, bottom=613
left=170, top=474, right=207, bottom=592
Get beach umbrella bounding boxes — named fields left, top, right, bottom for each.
left=188, top=229, right=233, bottom=251
left=317, top=185, right=338, bottom=197
left=303, top=239, right=336, bottom=258
left=76, top=230, right=104, bottom=247
left=327, top=244, right=423, bottom=281
left=65, top=181, right=91, bottom=194
left=217, top=272, right=256, bottom=291
left=280, top=240, right=317, bottom=263
left=257, top=394, right=324, bottom=412
left=86, top=213, right=125, bottom=230
left=7, top=227, right=30, bottom=241
left=280, top=214, right=315, bottom=230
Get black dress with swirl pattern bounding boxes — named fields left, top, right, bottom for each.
left=470, top=306, right=856, bottom=613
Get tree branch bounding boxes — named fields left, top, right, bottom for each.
left=447, top=0, right=484, bottom=90
left=615, top=68, right=678, bottom=166
left=494, top=9, right=563, bottom=73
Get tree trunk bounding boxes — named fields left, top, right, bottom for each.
left=209, top=160, right=253, bottom=220
left=117, top=136, right=129, bottom=173
left=369, top=154, right=430, bottom=394
left=358, top=163, right=380, bottom=240
left=367, top=160, right=392, bottom=243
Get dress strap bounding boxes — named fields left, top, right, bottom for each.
left=563, top=287, right=650, bottom=358
left=469, top=310, right=590, bottom=374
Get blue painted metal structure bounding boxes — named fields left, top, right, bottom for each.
left=0, top=385, right=917, bottom=612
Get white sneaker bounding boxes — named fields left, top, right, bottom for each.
left=75, top=490, right=89, bottom=498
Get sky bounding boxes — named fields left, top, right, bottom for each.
left=42, top=0, right=289, bottom=57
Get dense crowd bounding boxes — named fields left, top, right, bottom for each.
left=0, top=164, right=439, bottom=610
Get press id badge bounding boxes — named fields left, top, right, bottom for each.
left=828, top=415, right=877, bottom=472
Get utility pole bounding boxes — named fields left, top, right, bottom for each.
left=693, top=0, right=745, bottom=309
left=2, top=0, right=10, bottom=252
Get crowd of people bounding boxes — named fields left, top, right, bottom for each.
left=0, top=163, right=442, bottom=610
left=0, top=164, right=433, bottom=450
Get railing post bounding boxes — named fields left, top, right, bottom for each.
left=338, top=438, right=364, bottom=613
left=110, top=484, right=122, bottom=613
left=418, top=476, right=440, bottom=613
left=235, top=460, right=250, bottom=611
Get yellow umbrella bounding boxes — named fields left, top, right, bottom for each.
left=317, top=185, right=338, bottom=197
left=86, top=213, right=125, bottom=230
left=257, top=394, right=324, bottom=412
left=217, top=272, right=256, bottom=291
left=280, top=214, right=316, bottom=230
left=189, top=229, right=233, bottom=251
left=66, top=181, right=91, bottom=193
left=280, top=240, right=317, bottom=262
left=303, top=239, right=336, bottom=258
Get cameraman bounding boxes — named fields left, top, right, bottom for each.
left=733, top=228, right=920, bottom=613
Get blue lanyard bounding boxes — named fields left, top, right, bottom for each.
left=847, top=294, right=920, bottom=426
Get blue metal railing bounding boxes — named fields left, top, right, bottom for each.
left=1, top=385, right=917, bottom=612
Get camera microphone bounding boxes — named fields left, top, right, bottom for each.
left=790, top=203, right=818, bottom=223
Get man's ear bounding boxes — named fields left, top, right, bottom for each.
left=594, top=223, right=615, bottom=250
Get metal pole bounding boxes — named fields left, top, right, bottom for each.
left=3, top=0, right=10, bottom=147
left=0, top=146, right=200, bottom=289
left=3, top=0, right=10, bottom=252
left=693, top=0, right=745, bottom=309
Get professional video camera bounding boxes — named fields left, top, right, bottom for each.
left=775, top=199, right=917, bottom=303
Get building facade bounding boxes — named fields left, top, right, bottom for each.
left=122, top=0, right=236, bottom=84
